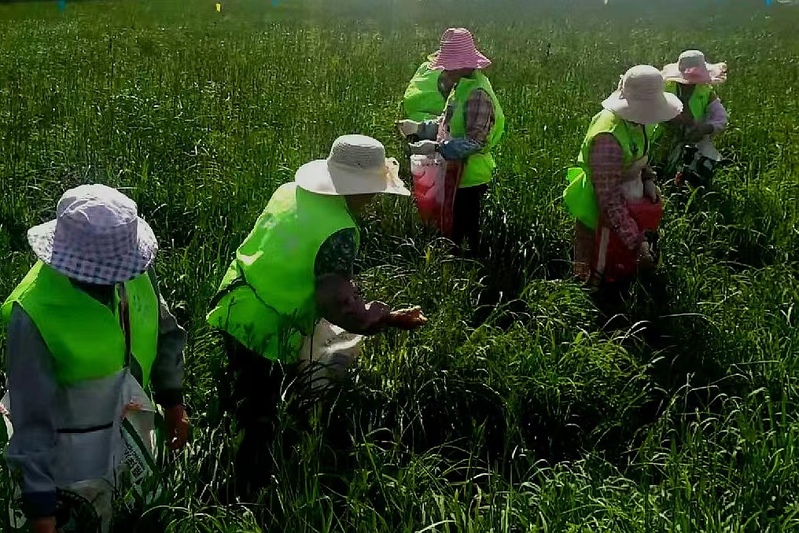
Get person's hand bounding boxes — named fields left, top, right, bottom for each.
left=644, top=179, right=661, bottom=203
left=164, top=405, right=190, bottom=451
left=686, top=122, right=714, bottom=142
left=32, top=517, right=57, bottom=533
left=408, top=140, right=438, bottom=156
left=388, top=306, right=428, bottom=330
left=642, top=165, right=657, bottom=181
left=636, top=241, right=656, bottom=270
left=671, top=111, right=695, bottom=128
left=396, top=120, right=422, bottom=138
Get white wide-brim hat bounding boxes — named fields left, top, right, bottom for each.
left=295, top=134, right=410, bottom=196
left=663, top=50, right=727, bottom=85
left=602, top=64, right=683, bottom=125
left=27, top=184, right=158, bottom=285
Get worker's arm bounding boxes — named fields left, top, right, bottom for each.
left=590, top=134, right=644, bottom=251
left=5, top=303, right=58, bottom=524
left=439, top=88, right=495, bottom=160
left=314, top=229, right=392, bottom=334
left=704, top=95, right=728, bottom=134
left=144, top=269, right=190, bottom=451
left=146, top=269, right=186, bottom=410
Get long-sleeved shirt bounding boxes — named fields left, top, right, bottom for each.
left=704, top=98, right=728, bottom=133
left=671, top=92, right=728, bottom=135
left=590, top=134, right=644, bottom=251
left=418, top=86, right=496, bottom=160
left=313, top=229, right=390, bottom=335
left=5, top=270, right=186, bottom=520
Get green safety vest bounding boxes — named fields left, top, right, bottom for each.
left=445, top=71, right=505, bottom=188
left=652, top=81, right=714, bottom=145
left=666, top=81, right=713, bottom=121
left=563, top=109, right=652, bottom=230
left=403, top=60, right=446, bottom=122
left=206, top=182, right=360, bottom=363
left=1, top=262, right=159, bottom=387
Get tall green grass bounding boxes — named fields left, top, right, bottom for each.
left=0, top=0, right=798, bottom=530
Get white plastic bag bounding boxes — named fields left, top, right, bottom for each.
left=297, top=319, right=364, bottom=391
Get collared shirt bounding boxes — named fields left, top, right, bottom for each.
left=418, top=85, right=497, bottom=160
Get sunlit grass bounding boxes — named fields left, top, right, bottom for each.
left=0, top=0, right=798, bottom=531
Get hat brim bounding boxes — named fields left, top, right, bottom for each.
left=295, top=158, right=411, bottom=197
left=602, top=91, right=683, bottom=125
left=662, top=61, right=727, bottom=85
left=27, top=218, right=158, bottom=285
left=429, top=51, right=491, bottom=71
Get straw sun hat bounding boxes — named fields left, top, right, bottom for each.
left=602, top=65, right=683, bottom=125
left=295, top=135, right=410, bottom=197
left=27, top=184, right=158, bottom=285
left=428, top=28, right=491, bottom=71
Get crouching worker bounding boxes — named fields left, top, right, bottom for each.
left=206, top=134, right=428, bottom=495
left=564, top=65, right=683, bottom=286
left=653, top=50, right=728, bottom=184
left=1, top=185, right=190, bottom=533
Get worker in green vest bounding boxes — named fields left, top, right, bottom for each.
left=652, top=50, right=729, bottom=177
left=563, top=65, right=683, bottom=285
left=1, top=184, right=189, bottom=533
left=397, top=28, right=505, bottom=255
left=402, top=52, right=446, bottom=122
left=206, top=134, right=427, bottom=496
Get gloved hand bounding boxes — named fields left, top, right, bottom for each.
left=408, top=140, right=438, bottom=156
left=165, top=405, right=190, bottom=451
left=32, top=517, right=56, bottom=533
left=644, top=179, right=661, bottom=203
left=396, top=120, right=422, bottom=138
left=686, top=122, right=714, bottom=142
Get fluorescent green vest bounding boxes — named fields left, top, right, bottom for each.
left=1, top=262, right=159, bottom=387
left=403, top=61, right=446, bottom=122
left=666, top=81, right=713, bottom=120
left=206, top=183, right=360, bottom=363
left=445, top=71, right=505, bottom=188
left=563, top=109, right=652, bottom=230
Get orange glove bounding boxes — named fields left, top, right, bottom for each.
left=164, top=405, right=190, bottom=451
left=32, top=517, right=57, bottom=533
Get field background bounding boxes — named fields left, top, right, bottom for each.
left=1, top=0, right=798, bottom=531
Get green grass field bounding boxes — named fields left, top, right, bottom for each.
left=1, top=0, right=798, bottom=530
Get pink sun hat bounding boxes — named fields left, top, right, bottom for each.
left=662, top=50, right=727, bottom=85
left=428, top=28, right=491, bottom=71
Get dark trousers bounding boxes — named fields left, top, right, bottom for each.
left=219, top=335, right=296, bottom=498
left=451, top=184, right=488, bottom=254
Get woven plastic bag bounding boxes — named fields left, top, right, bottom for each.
left=1, top=374, right=161, bottom=533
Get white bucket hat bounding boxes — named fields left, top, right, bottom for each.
left=27, top=184, right=158, bottom=285
left=602, top=65, right=684, bottom=125
left=663, top=50, right=727, bottom=85
left=295, top=135, right=410, bottom=196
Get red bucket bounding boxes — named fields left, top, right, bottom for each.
left=594, top=199, right=663, bottom=283
left=410, top=155, right=463, bottom=238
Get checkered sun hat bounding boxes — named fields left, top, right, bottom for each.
left=27, top=184, right=158, bottom=285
